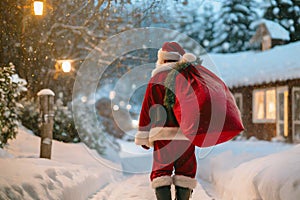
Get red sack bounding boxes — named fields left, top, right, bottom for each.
left=164, top=64, right=244, bottom=147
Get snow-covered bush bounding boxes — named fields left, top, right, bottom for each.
left=19, top=98, right=40, bottom=135
left=72, top=97, right=107, bottom=155
left=20, top=94, right=80, bottom=143
left=53, top=93, right=79, bottom=143
left=0, top=63, right=26, bottom=147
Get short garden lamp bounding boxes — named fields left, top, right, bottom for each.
left=37, top=89, right=55, bottom=159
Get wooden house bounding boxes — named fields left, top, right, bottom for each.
left=250, top=19, right=290, bottom=51
left=203, top=41, right=300, bottom=143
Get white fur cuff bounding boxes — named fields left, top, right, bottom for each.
left=173, top=175, right=197, bottom=189
left=135, top=131, right=150, bottom=146
left=149, top=127, right=188, bottom=145
left=151, top=176, right=173, bottom=188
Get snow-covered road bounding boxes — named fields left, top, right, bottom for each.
left=89, top=139, right=217, bottom=200
left=90, top=174, right=215, bottom=200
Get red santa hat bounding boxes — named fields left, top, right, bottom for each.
left=157, top=42, right=197, bottom=64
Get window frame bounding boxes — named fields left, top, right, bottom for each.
left=292, top=87, right=300, bottom=142
left=234, top=93, right=243, bottom=115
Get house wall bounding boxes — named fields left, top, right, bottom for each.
left=287, top=79, right=300, bottom=143
left=271, top=39, right=287, bottom=48
left=231, top=79, right=300, bottom=142
left=231, top=86, right=276, bottom=140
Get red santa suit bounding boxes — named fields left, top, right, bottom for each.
left=135, top=42, right=198, bottom=190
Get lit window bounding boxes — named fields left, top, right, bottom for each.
left=253, top=90, right=265, bottom=120
left=266, top=89, right=276, bottom=119
left=253, top=88, right=276, bottom=123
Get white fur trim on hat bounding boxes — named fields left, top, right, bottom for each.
left=173, top=175, right=197, bottom=189
left=151, top=176, right=173, bottom=188
left=182, top=53, right=197, bottom=62
left=135, top=131, right=150, bottom=146
left=157, top=48, right=182, bottom=64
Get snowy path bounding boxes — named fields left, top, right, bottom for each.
left=90, top=174, right=214, bottom=200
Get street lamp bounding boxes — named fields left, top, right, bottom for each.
left=33, top=0, right=44, bottom=16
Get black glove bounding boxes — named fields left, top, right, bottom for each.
left=141, top=145, right=150, bottom=150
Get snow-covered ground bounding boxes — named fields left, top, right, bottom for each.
left=1, top=128, right=300, bottom=199
left=0, top=127, right=122, bottom=200
left=94, top=137, right=300, bottom=200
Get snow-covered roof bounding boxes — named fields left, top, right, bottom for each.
left=251, top=19, right=290, bottom=41
left=202, top=41, right=300, bottom=88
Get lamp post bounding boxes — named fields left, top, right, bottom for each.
left=37, top=89, right=55, bottom=159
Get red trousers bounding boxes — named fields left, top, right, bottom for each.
left=150, top=140, right=197, bottom=181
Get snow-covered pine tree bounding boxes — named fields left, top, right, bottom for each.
left=198, top=3, right=217, bottom=52
left=211, top=0, right=258, bottom=53
left=0, top=63, right=25, bottom=147
left=264, top=0, right=300, bottom=42
left=177, top=2, right=217, bottom=52
left=19, top=98, right=40, bottom=135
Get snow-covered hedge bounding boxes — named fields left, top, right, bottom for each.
left=0, top=63, right=26, bottom=147
left=19, top=98, right=40, bottom=135
left=53, top=94, right=79, bottom=143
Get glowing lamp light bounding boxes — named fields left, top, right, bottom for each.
left=33, top=1, right=44, bottom=16
left=61, top=60, right=72, bottom=73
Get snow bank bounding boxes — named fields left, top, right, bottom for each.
left=219, top=145, right=300, bottom=200
left=6, top=128, right=294, bottom=200
left=0, top=148, right=13, bottom=158
left=196, top=140, right=299, bottom=200
left=0, top=127, right=122, bottom=200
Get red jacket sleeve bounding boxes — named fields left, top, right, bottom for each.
left=135, top=82, right=153, bottom=146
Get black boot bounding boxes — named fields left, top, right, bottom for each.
left=155, top=185, right=172, bottom=200
left=175, top=186, right=192, bottom=200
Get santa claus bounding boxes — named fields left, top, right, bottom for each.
left=135, top=41, right=244, bottom=200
